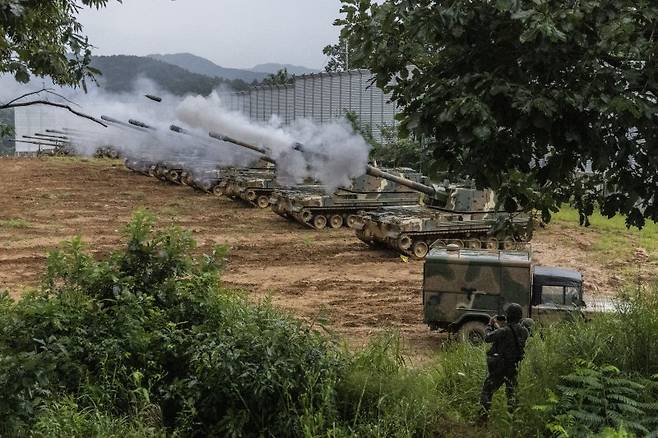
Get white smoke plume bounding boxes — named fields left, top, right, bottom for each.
left=176, top=91, right=371, bottom=189
left=1, top=76, right=371, bottom=190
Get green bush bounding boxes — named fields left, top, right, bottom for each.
left=0, top=210, right=342, bottom=437
left=538, top=361, right=658, bottom=436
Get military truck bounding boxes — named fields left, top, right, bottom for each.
left=423, top=245, right=585, bottom=342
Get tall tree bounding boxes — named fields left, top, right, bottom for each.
left=1, top=1, right=116, bottom=128
left=337, top=0, right=657, bottom=227
left=262, top=68, right=294, bottom=86
left=322, top=36, right=365, bottom=72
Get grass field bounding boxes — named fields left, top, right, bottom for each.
left=552, top=206, right=658, bottom=281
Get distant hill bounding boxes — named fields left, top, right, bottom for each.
left=148, top=53, right=268, bottom=83
left=250, top=63, right=320, bottom=75
left=90, top=55, right=251, bottom=96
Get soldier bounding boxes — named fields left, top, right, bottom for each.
left=478, top=303, right=529, bottom=423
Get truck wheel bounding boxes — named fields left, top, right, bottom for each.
left=457, top=321, right=487, bottom=344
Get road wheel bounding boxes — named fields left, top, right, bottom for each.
left=398, top=234, right=413, bottom=250
left=257, top=195, right=270, bottom=209
left=246, top=190, right=257, bottom=201
left=466, top=239, right=482, bottom=249
left=484, top=238, right=498, bottom=250
left=313, top=215, right=327, bottom=230
left=412, top=241, right=429, bottom=258
left=346, top=215, right=359, bottom=228
left=301, top=210, right=313, bottom=222
left=457, top=321, right=487, bottom=344
left=329, top=214, right=344, bottom=229
left=502, top=237, right=516, bottom=250
left=212, top=186, right=224, bottom=196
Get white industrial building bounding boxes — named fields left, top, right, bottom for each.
left=222, top=69, right=398, bottom=142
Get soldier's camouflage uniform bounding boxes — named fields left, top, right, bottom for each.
left=479, top=322, right=529, bottom=419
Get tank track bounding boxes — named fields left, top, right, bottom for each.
left=355, top=219, right=531, bottom=259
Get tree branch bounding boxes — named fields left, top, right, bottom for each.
left=1, top=88, right=81, bottom=108
left=2, top=89, right=52, bottom=107
left=0, top=100, right=107, bottom=127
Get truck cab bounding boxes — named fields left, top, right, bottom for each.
left=422, top=245, right=584, bottom=341
left=532, top=266, right=584, bottom=326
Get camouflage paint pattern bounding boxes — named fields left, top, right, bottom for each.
left=352, top=185, right=531, bottom=258
left=269, top=168, right=429, bottom=229
left=423, top=248, right=532, bottom=330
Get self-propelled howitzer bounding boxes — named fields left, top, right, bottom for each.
left=268, top=139, right=531, bottom=255
left=205, top=131, right=321, bottom=208
left=207, top=133, right=426, bottom=224
left=348, top=172, right=532, bottom=259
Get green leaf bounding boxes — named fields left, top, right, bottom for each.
left=14, top=70, right=30, bottom=83
left=473, top=125, right=491, bottom=140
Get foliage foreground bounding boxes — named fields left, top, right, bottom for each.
left=1, top=212, right=657, bottom=437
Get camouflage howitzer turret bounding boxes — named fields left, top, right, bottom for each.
left=203, top=132, right=327, bottom=209
left=214, top=166, right=278, bottom=207
left=269, top=168, right=428, bottom=229
left=350, top=178, right=532, bottom=259
left=125, top=119, right=192, bottom=184
left=208, top=133, right=437, bottom=223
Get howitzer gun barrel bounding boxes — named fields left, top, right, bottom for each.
left=34, top=133, right=69, bottom=140
left=277, top=141, right=437, bottom=196
left=365, top=165, right=440, bottom=198
left=129, top=119, right=154, bottom=130
left=45, top=129, right=69, bottom=136
left=208, top=132, right=276, bottom=164
left=170, top=125, right=189, bottom=134
left=9, top=139, right=61, bottom=147
left=22, top=135, right=69, bottom=143
left=101, top=115, right=145, bottom=131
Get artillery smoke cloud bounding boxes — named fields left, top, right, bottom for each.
left=1, top=76, right=371, bottom=190
left=176, top=92, right=370, bottom=189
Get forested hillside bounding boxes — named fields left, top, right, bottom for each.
left=90, top=55, right=251, bottom=95
left=149, top=53, right=268, bottom=83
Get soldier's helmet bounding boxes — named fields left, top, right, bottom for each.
left=505, top=303, right=523, bottom=324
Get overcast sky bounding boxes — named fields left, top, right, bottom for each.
left=77, top=0, right=345, bottom=70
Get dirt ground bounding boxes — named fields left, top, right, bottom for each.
left=0, top=157, right=649, bottom=360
